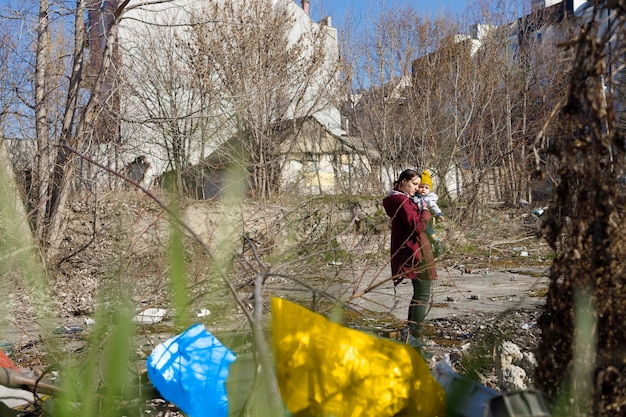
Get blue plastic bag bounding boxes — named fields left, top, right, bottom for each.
left=147, top=323, right=236, bottom=417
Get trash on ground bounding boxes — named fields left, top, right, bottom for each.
left=0, top=343, right=14, bottom=359
left=0, top=367, right=62, bottom=408
left=147, top=323, right=236, bottom=417
left=131, top=308, right=167, bottom=325
left=532, top=207, right=547, bottom=217
left=271, top=298, right=446, bottom=417
left=54, top=326, right=83, bottom=334
left=0, top=348, right=61, bottom=408
left=432, top=359, right=499, bottom=417
left=0, top=348, right=18, bottom=372
left=484, top=389, right=552, bottom=417
left=196, top=308, right=211, bottom=318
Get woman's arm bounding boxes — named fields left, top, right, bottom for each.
left=397, top=197, right=431, bottom=233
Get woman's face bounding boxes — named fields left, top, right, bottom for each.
left=398, top=176, right=421, bottom=196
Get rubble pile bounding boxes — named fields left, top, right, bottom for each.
left=427, top=308, right=542, bottom=393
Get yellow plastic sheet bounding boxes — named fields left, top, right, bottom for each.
left=271, top=298, right=446, bottom=417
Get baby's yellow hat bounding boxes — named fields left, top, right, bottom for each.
left=421, top=170, right=433, bottom=189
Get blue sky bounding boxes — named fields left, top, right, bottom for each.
left=0, top=0, right=472, bottom=21
left=321, top=0, right=470, bottom=19
left=314, top=0, right=471, bottom=26
left=310, top=0, right=532, bottom=33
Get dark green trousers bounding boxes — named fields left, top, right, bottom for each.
left=408, top=278, right=431, bottom=337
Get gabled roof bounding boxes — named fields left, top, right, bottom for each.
left=201, top=116, right=368, bottom=170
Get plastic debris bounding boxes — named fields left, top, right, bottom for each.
left=131, top=308, right=167, bottom=325
left=432, top=364, right=499, bottom=417
left=196, top=308, right=211, bottom=318
left=484, top=389, right=552, bottom=417
left=0, top=343, right=14, bottom=359
left=0, top=367, right=62, bottom=408
left=147, top=323, right=236, bottom=417
left=434, top=354, right=455, bottom=374
left=271, top=298, right=446, bottom=417
left=0, top=349, right=19, bottom=372
left=53, top=326, right=83, bottom=334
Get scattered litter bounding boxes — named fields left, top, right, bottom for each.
left=446, top=296, right=457, bottom=302
left=131, top=308, right=167, bottom=325
left=84, top=317, right=95, bottom=326
left=196, top=308, right=211, bottom=318
left=434, top=353, right=454, bottom=373
left=0, top=348, right=20, bottom=372
left=532, top=207, right=547, bottom=217
left=520, top=251, right=529, bottom=257
left=329, top=261, right=343, bottom=266
left=0, top=365, right=62, bottom=408
left=147, top=323, right=236, bottom=417
left=0, top=342, right=14, bottom=358
left=470, top=295, right=480, bottom=300
left=54, top=326, right=83, bottom=334
left=432, top=360, right=499, bottom=417
left=485, top=389, right=551, bottom=417
left=0, top=380, right=36, bottom=408
left=521, top=322, right=535, bottom=330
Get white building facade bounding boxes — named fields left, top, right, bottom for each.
left=115, top=0, right=344, bottom=190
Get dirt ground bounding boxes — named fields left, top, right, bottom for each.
left=327, top=263, right=548, bottom=322
left=265, top=260, right=548, bottom=374
left=1, top=194, right=552, bottom=406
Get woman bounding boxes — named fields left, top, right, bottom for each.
left=382, top=169, right=438, bottom=339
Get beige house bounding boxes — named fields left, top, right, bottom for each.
left=180, top=117, right=372, bottom=199
left=277, top=117, right=372, bottom=195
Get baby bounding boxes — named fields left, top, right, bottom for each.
left=418, top=170, right=444, bottom=256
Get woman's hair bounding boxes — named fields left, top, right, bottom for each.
left=393, top=169, right=420, bottom=189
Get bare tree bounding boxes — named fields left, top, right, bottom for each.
left=33, top=0, right=53, bottom=244
left=0, top=0, right=132, bottom=262
left=186, top=0, right=342, bottom=198
left=410, top=25, right=502, bottom=206
left=42, top=0, right=133, bottom=261
left=114, top=2, right=214, bottom=196
left=491, top=5, right=575, bottom=206
left=342, top=0, right=578, bottom=216
left=341, top=7, right=459, bottom=189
